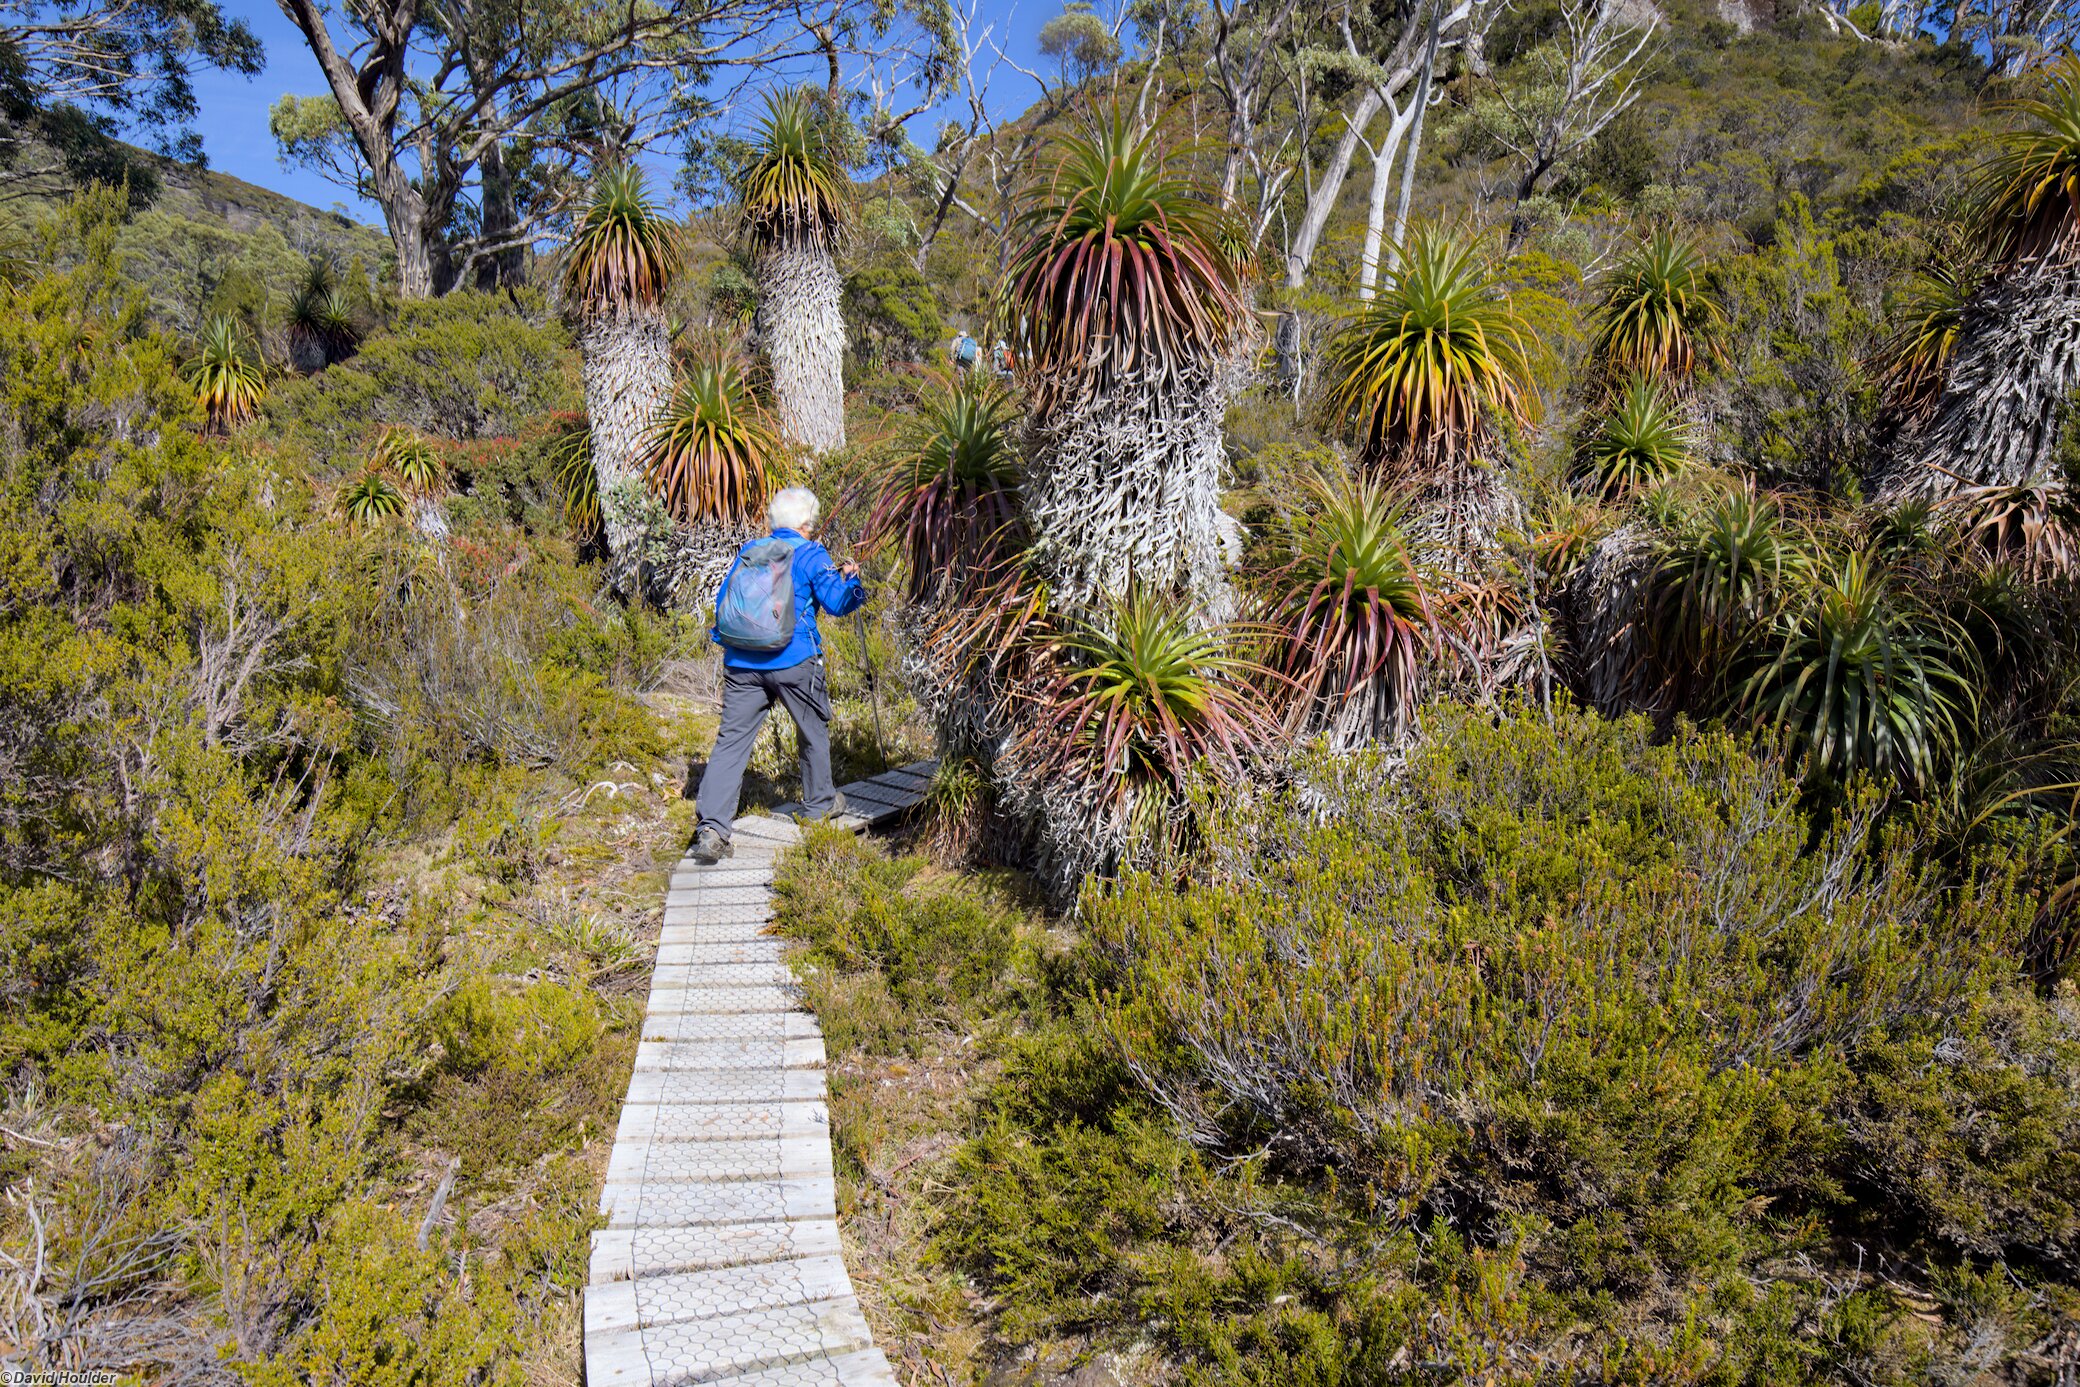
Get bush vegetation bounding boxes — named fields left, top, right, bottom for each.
left=10, top=1, right=2080, bottom=1380
left=0, top=186, right=694, bottom=1380
left=778, top=705, right=2080, bottom=1384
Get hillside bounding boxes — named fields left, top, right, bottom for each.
left=0, top=141, right=391, bottom=339
left=4, top=9, right=2080, bottom=1387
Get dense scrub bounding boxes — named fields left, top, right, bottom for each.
left=0, top=189, right=700, bottom=1381
left=779, top=705, right=2080, bottom=1384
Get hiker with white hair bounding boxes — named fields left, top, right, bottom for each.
left=690, top=485, right=866, bottom=863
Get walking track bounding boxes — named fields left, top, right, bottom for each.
left=583, top=762, right=936, bottom=1386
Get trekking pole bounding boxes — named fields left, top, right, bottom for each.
left=854, top=605, right=888, bottom=772
left=833, top=515, right=890, bottom=771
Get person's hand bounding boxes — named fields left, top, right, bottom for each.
left=838, top=559, right=861, bottom=580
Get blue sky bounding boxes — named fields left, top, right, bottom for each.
left=186, top=1, right=1067, bottom=226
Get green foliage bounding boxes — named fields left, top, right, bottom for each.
left=1007, top=110, right=1247, bottom=394
left=842, top=259, right=942, bottom=367
left=738, top=89, right=849, bottom=254
left=640, top=349, right=775, bottom=525
left=943, top=1035, right=1188, bottom=1341
left=0, top=192, right=658, bottom=1378
left=1037, top=0, right=1120, bottom=85
left=546, top=416, right=600, bottom=539
left=564, top=164, right=680, bottom=316
left=1843, top=990, right=2080, bottom=1259
left=1647, top=483, right=1797, bottom=699
left=370, top=425, right=445, bottom=496
left=418, top=976, right=623, bottom=1173
left=264, top=289, right=580, bottom=465
left=1703, top=198, right=1880, bottom=489
left=1322, top=230, right=1533, bottom=474
left=184, top=313, right=266, bottom=429
left=1873, top=252, right=1975, bottom=418
left=1063, top=705, right=2063, bottom=1377
left=772, top=827, right=1041, bottom=1052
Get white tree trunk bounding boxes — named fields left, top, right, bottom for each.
left=1357, top=102, right=1419, bottom=301
left=578, top=305, right=673, bottom=590
left=756, top=243, right=847, bottom=454
left=1284, top=88, right=1384, bottom=291
left=1023, top=352, right=1247, bottom=623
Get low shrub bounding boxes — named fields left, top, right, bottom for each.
left=772, top=828, right=1039, bottom=1051
left=264, top=289, right=581, bottom=468
left=928, top=703, right=2076, bottom=1382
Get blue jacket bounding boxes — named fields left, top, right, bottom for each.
left=712, top=528, right=866, bottom=671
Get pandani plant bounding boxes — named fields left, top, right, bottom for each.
left=1005, top=108, right=1254, bottom=622
left=547, top=421, right=601, bottom=542
left=1588, top=227, right=1723, bottom=386
left=370, top=427, right=449, bottom=540
left=1873, top=254, right=1976, bottom=423
left=640, top=350, right=777, bottom=527
left=285, top=254, right=363, bottom=373
left=1643, top=484, right=1799, bottom=706
left=1321, top=228, right=1534, bottom=572
left=564, top=163, right=679, bottom=589
left=1014, top=587, right=1281, bottom=890
left=637, top=347, right=783, bottom=606
left=864, top=372, right=1025, bottom=607
left=1737, top=549, right=1978, bottom=794
left=740, top=90, right=850, bottom=453
left=1578, top=373, right=1694, bottom=498
left=339, top=471, right=408, bottom=527
left=1885, top=54, right=2080, bottom=497
left=1266, top=473, right=1434, bottom=749
left=185, top=316, right=266, bottom=432
left=1934, top=480, right=2080, bottom=582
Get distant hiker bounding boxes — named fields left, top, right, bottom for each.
left=690, top=486, right=865, bottom=864
left=993, top=339, right=1013, bottom=376
left=951, top=330, right=978, bottom=376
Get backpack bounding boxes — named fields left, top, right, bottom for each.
left=713, top=537, right=801, bottom=652
left=954, top=335, right=978, bottom=366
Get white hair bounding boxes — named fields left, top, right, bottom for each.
left=768, top=486, right=821, bottom=533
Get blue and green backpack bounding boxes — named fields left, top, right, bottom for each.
left=713, top=537, right=801, bottom=652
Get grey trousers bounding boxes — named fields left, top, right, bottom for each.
left=695, top=658, right=835, bottom=840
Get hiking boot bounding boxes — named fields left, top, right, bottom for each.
left=689, top=827, right=732, bottom=864
left=794, top=791, right=849, bottom=825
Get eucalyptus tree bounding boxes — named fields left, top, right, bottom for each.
left=272, top=0, right=834, bottom=297
left=1470, top=0, right=1657, bottom=247
left=564, top=165, right=679, bottom=590
left=0, top=0, right=259, bottom=196
left=739, top=91, right=850, bottom=453
left=1282, top=0, right=1473, bottom=296
left=1006, top=112, right=1255, bottom=622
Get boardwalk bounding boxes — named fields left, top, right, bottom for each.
left=584, top=762, right=936, bottom=1386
